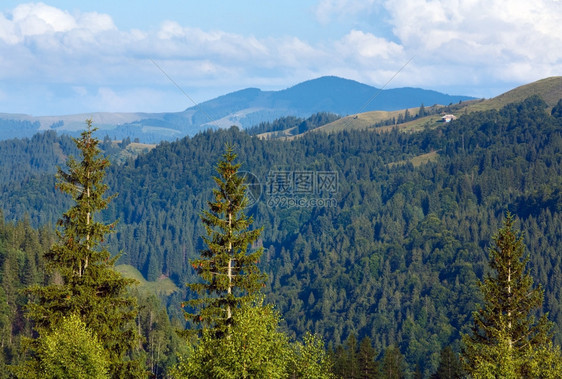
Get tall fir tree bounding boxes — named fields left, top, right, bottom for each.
left=462, top=213, right=559, bottom=376
left=357, top=336, right=378, bottom=379
left=343, top=333, right=359, bottom=379
left=184, top=144, right=266, bottom=336
left=431, top=346, right=463, bottom=379
left=381, top=345, right=405, bottom=379
left=24, top=120, right=143, bottom=377
left=178, top=146, right=335, bottom=378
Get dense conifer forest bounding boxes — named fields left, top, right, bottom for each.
left=1, top=96, right=562, bottom=376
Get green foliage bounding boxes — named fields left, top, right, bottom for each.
left=245, top=112, right=340, bottom=136
left=178, top=146, right=333, bottom=378
left=332, top=334, right=368, bottom=379
left=467, top=335, right=562, bottom=378
left=522, top=342, right=562, bottom=378
left=418, top=103, right=426, bottom=118
left=462, top=213, right=559, bottom=376
left=24, top=314, right=109, bottom=379
left=288, top=333, right=335, bottom=379
left=24, top=120, right=143, bottom=377
left=0, top=131, right=76, bottom=226
left=174, top=298, right=291, bottom=379
left=115, top=264, right=179, bottom=297
left=468, top=334, right=521, bottom=379
left=332, top=337, right=411, bottom=379
left=184, top=145, right=266, bottom=336
left=0, top=130, right=147, bottom=227
left=357, top=336, right=379, bottom=379
left=0, top=119, right=40, bottom=140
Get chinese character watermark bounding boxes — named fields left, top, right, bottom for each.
left=242, top=170, right=338, bottom=208
left=238, top=170, right=338, bottom=209
left=265, top=170, right=338, bottom=197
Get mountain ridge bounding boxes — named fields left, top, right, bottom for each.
left=307, top=76, right=562, bottom=136
left=0, top=76, right=474, bottom=143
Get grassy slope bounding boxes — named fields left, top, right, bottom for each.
left=314, top=107, right=420, bottom=134
left=114, top=264, right=179, bottom=297
left=109, top=141, right=157, bottom=164
left=312, top=76, right=562, bottom=135
left=387, top=150, right=440, bottom=168
left=468, top=76, right=562, bottom=112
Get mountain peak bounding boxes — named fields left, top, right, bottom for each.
left=287, top=75, right=374, bottom=90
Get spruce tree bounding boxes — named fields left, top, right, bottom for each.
left=431, top=346, right=463, bottom=379
left=357, top=336, right=378, bottom=379
left=25, top=120, right=143, bottom=377
left=177, top=145, right=336, bottom=377
left=462, top=213, right=557, bottom=376
left=418, top=103, right=426, bottom=118
left=381, top=345, right=405, bottom=379
left=343, top=333, right=359, bottom=378
left=184, top=144, right=266, bottom=336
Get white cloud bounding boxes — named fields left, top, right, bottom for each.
left=0, top=12, right=18, bottom=44
left=336, top=30, right=404, bottom=61
left=1, top=1, right=561, bottom=115
left=384, top=0, right=562, bottom=77
left=77, top=11, right=115, bottom=33
left=311, top=0, right=562, bottom=92
left=72, top=86, right=88, bottom=97
left=153, top=21, right=269, bottom=62
left=95, top=87, right=132, bottom=112
left=0, top=2, right=115, bottom=45
left=11, top=2, right=77, bottom=36
left=268, top=36, right=326, bottom=68
left=157, top=20, right=185, bottom=40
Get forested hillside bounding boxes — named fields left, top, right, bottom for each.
left=0, top=214, right=51, bottom=371
left=1, top=96, right=562, bottom=376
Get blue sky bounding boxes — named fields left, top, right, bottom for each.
left=1, top=1, right=561, bottom=115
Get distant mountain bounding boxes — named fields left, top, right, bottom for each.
left=0, top=76, right=475, bottom=143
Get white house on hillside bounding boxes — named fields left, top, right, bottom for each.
left=441, top=114, right=457, bottom=122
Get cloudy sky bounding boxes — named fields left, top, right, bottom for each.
left=0, top=0, right=561, bottom=116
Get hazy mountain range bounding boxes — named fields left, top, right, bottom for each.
left=0, top=76, right=475, bottom=143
